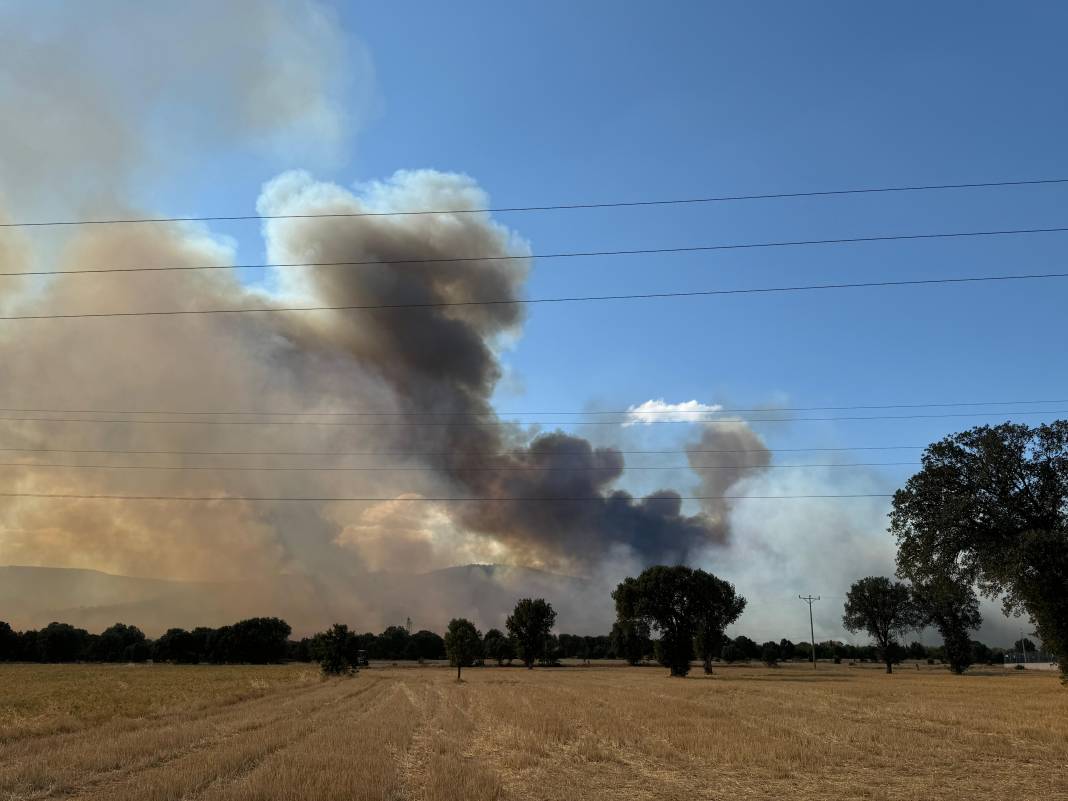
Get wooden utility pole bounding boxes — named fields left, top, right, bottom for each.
left=799, top=595, right=820, bottom=669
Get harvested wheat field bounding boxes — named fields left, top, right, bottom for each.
left=0, top=662, right=1065, bottom=801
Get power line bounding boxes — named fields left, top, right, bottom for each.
left=1, top=270, right=1066, bottom=321
left=0, top=445, right=925, bottom=457
left=0, top=460, right=919, bottom=473
left=3, top=225, right=1067, bottom=277
left=0, top=397, right=1060, bottom=418
left=0, top=409, right=1062, bottom=427
left=2, top=176, right=1065, bottom=228
left=0, top=491, right=893, bottom=502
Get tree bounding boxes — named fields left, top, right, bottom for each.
left=93, top=623, right=149, bottom=662
left=761, top=641, right=780, bottom=666
left=910, top=578, right=982, bottom=674
left=37, top=622, right=89, bottom=662
left=312, top=624, right=358, bottom=676
left=228, top=617, right=292, bottom=664
left=411, top=630, right=446, bottom=661
left=154, top=628, right=200, bottom=663
left=613, top=566, right=702, bottom=677
left=842, top=577, right=921, bottom=674
left=444, top=618, right=482, bottom=681
left=889, top=422, right=1068, bottom=680
left=1014, top=637, right=1037, bottom=655
left=506, top=598, right=556, bottom=669
left=373, top=625, right=411, bottom=660
left=482, top=628, right=514, bottom=665
left=731, top=635, right=760, bottom=661
left=609, top=618, right=651, bottom=665
left=720, top=643, right=741, bottom=663
left=690, top=572, right=746, bottom=674
left=0, top=621, right=18, bottom=661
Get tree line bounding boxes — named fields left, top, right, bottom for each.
left=1, top=422, right=1062, bottom=680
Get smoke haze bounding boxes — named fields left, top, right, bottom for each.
left=0, top=1, right=1022, bottom=645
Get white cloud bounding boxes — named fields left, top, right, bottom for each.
left=623, top=399, right=722, bottom=426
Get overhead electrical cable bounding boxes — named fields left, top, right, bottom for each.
left=0, top=460, right=919, bottom=473
left=1, top=176, right=1065, bottom=228
left=2, top=225, right=1067, bottom=277
left=0, top=397, right=1060, bottom=419
left=0, top=409, right=1063, bottom=427
left=0, top=491, right=893, bottom=502
left=0, top=271, right=1066, bottom=321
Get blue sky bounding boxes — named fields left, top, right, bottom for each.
left=165, top=1, right=1068, bottom=491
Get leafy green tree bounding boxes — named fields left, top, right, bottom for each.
left=506, top=598, right=556, bottom=669
left=1013, top=637, right=1037, bottom=655
left=0, top=621, right=18, bottom=661
left=312, top=623, right=358, bottom=676
left=374, top=625, right=412, bottom=660
left=411, top=630, right=446, bottom=661
left=37, top=622, right=90, bottom=662
left=911, top=578, right=982, bottom=674
left=971, top=640, right=994, bottom=665
left=482, top=628, right=514, bottom=665
left=613, top=566, right=701, bottom=677
left=761, top=641, right=780, bottom=666
left=154, top=628, right=199, bottom=663
left=92, top=622, right=148, bottom=662
left=889, top=422, right=1068, bottom=680
left=842, top=577, right=922, bottom=674
left=609, top=618, right=651, bottom=665
left=731, top=635, right=760, bottom=661
left=720, top=643, right=741, bottom=663
left=690, top=572, right=746, bottom=674
left=444, top=618, right=482, bottom=681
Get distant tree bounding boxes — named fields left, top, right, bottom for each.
left=778, top=638, right=796, bottom=662
left=482, top=628, right=513, bottom=665
left=229, top=617, right=291, bottom=664
left=613, top=566, right=701, bottom=677
left=312, top=624, right=358, bottom=676
left=16, top=629, right=40, bottom=661
left=720, top=643, right=741, bottom=663
left=411, top=630, right=446, bottom=661
left=906, top=641, right=928, bottom=660
left=92, top=622, right=149, bottom=662
left=731, top=635, right=760, bottom=661
left=761, top=641, right=780, bottom=667
left=1013, top=637, right=1037, bottom=655
left=690, top=572, right=746, bottom=674
left=506, top=598, right=556, bottom=669
left=0, top=621, right=17, bottom=661
left=374, top=625, right=412, bottom=660
left=889, top=422, right=1068, bottom=680
left=609, top=619, right=651, bottom=665
left=539, top=634, right=562, bottom=666
left=37, top=622, right=90, bottom=662
left=842, top=577, right=922, bottom=674
left=154, top=628, right=199, bottom=663
left=911, top=577, right=982, bottom=674
left=286, top=638, right=312, bottom=662
left=444, top=618, right=482, bottom=681
left=971, top=640, right=994, bottom=665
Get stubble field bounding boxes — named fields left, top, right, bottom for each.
left=0, top=662, right=1064, bottom=801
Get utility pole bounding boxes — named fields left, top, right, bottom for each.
left=799, top=595, right=820, bottom=669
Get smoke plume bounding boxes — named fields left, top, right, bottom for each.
left=0, top=0, right=779, bottom=633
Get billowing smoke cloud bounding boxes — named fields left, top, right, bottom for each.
left=257, top=173, right=758, bottom=570
left=4, top=1, right=977, bottom=644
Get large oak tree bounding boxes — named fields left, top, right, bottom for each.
left=889, top=422, right=1068, bottom=680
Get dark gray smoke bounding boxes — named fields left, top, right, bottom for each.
left=258, top=171, right=763, bottom=570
